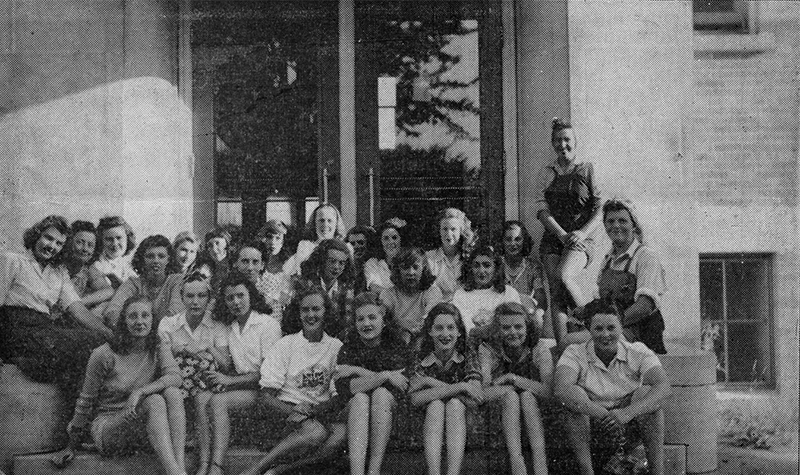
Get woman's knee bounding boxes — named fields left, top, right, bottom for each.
left=142, top=393, right=167, bottom=415
left=162, top=386, right=183, bottom=404
left=349, top=392, right=371, bottom=411
left=300, top=420, right=329, bottom=446
left=371, top=387, right=396, bottom=407
left=427, top=399, right=446, bottom=414
left=502, top=389, right=521, bottom=407
left=445, top=397, right=465, bottom=416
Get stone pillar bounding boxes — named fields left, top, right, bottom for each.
left=567, top=0, right=699, bottom=346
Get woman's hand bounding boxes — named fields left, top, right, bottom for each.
left=292, top=402, right=314, bottom=417
left=385, top=370, right=409, bottom=391
left=205, top=371, right=233, bottom=388
left=460, top=381, right=485, bottom=404
left=50, top=447, right=75, bottom=469
left=598, top=408, right=628, bottom=432
left=492, top=373, right=518, bottom=387
left=124, top=389, right=143, bottom=420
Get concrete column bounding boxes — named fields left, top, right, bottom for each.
left=339, top=0, right=356, bottom=228
left=515, top=0, right=571, bottom=241
left=121, top=0, right=193, bottom=238
left=567, top=0, right=698, bottom=346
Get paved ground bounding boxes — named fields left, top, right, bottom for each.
left=716, top=444, right=799, bottom=475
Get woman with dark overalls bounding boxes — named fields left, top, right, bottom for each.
left=562, top=198, right=668, bottom=354
left=533, top=118, right=604, bottom=343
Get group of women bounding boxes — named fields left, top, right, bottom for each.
left=0, top=118, right=671, bottom=475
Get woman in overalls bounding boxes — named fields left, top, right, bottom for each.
left=533, top=118, right=604, bottom=343
left=595, top=198, right=667, bottom=354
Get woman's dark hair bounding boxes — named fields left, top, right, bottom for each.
left=193, top=253, right=217, bottom=276
left=181, top=270, right=212, bottom=293
left=461, top=245, right=506, bottom=293
left=282, top=285, right=336, bottom=335
left=550, top=117, right=574, bottom=143
left=233, top=239, right=267, bottom=265
left=299, top=239, right=355, bottom=286
left=204, top=227, right=232, bottom=247
left=582, top=298, right=623, bottom=326
left=344, top=290, right=402, bottom=346
left=498, top=220, right=533, bottom=258
left=256, top=220, right=292, bottom=264
left=375, top=219, right=405, bottom=261
left=97, top=216, right=136, bottom=257
left=212, top=271, right=272, bottom=326
left=131, top=235, right=178, bottom=276
left=419, top=302, right=467, bottom=358
left=303, top=203, right=346, bottom=241
left=23, top=215, right=72, bottom=267
left=109, top=295, right=158, bottom=356
left=390, top=247, right=435, bottom=292
left=65, top=220, right=100, bottom=274
left=486, top=302, right=539, bottom=353
left=345, top=225, right=378, bottom=260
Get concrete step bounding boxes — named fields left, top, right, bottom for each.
left=14, top=444, right=688, bottom=475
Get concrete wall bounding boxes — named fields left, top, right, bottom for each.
left=692, top=0, right=799, bottom=402
left=0, top=0, right=193, bottom=251
left=566, top=0, right=698, bottom=346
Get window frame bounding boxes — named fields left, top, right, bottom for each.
left=700, top=253, right=774, bottom=389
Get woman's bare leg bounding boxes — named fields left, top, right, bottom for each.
left=348, top=393, right=371, bottom=475
left=501, top=390, right=526, bottom=475
left=193, top=391, right=213, bottom=475
left=142, top=393, right=185, bottom=475
left=557, top=249, right=589, bottom=308
left=208, top=390, right=258, bottom=475
left=162, top=387, right=187, bottom=473
left=520, top=391, right=548, bottom=475
left=444, top=398, right=467, bottom=475
left=267, top=422, right=347, bottom=475
left=367, top=387, right=396, bottom=475
left=240, top=419, right=329, bottom=475
left=563, top=411, right=594, bottom=475
left=423, top=400, right=446, bottom=475
left=542, top=253, right=568, bottom=341
left=631, top=386, right=665, bottom=475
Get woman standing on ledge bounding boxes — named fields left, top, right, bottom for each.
left=533, top=118, right=603, bottom=342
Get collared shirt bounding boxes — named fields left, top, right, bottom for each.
left=103, top=274, right=185, bottom=325
left=228, top=311, right=282, bottom=374
left=598, top=241, right=667, bottom=310
left=158, top=311, right=228, bottom=354
left=259, top=331, right=343, bottom=406
left=0, top=250, right=79, bottom=314
left=557, top=339, right=661, bottom=409
left=380, top=285, right=443, bottom=336
left=425, top=248, right=462, bottom=300
left=413, top=350, right=468, bottom=385
left=466, top=340, right=552, bottom=384
left=451, top=286, right=521, bottom=335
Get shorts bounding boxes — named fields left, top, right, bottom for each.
left=91, top=411, right=148, bottom=456
left=539, top=232, right=596, bottom=266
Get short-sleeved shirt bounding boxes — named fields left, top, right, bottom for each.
left=451, top=287, right=521, bottom=335
left=0, top=250, right=80, bottom=314
left=597, top=241, right=667, bottom=311
left=557, top=340, right=661, bottom=409
left=425, top=248, right=462, bottom=300
left=466, top=341, right=551, bottom=383
left=413, top=351, right=468, bottom=385
left=158, top=311, right=228, bottom=354
left=259, top=332, right=343, bottom=406
left=335, top=335, right=412, bottom=399
left=380, top=285, right=444, bottom=336
left=502, top=256, right=545, bottom=298
left=228, top=311, right=283, bottom=375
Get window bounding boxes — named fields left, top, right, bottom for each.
left=700, top=254, right=773, bottom=388
left=693, top=0, right=754, bottom=33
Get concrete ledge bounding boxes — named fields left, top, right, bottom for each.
left=14, top=445, right=690, bottom=475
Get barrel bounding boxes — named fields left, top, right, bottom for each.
left=0, top=364, right=68, bottom=473
left=660, top=344, right=718, bottom=474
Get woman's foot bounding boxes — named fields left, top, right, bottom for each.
left=49, top=448, right=74, bottom=469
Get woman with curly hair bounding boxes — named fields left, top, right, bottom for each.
left=0, top=215, right=112, bottom=396
left=206, top=272, right=281, bottom=475
left=364, top=218, right=406, bottom=292
left=379, top=247, right=443, bottom=348
left=103, top=235, right=184, bottom=326
left=91, top=216, right=137, bottom=289
left=255, top=220, right=294, bottom=321
left=285, top=203, right=348, bottom=276
left=50, top=296, right=187, bottom=475
left=425, top=208, right=475, bottom=301
left=296, top=238, right=355, bottom=338
left=173, top=231, right=201, bottom=277
left=451, top=245, right=521, bottom=336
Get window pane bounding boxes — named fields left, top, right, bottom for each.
left=699, top=260, right=723, bottom=322
left=378, top=108, right=396, bottom=150
left=216, top=202, right=242, bottom=227
left=694, top=0, right=736, bottom=13
left=725, top=259, right=769, bottom=321
left=727, top=321, right=771, bottom=384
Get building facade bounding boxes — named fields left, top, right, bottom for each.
left=0, top=0, right=797, bottom=405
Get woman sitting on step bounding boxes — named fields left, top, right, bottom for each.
left=51, top=296, right=188, bottom=475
